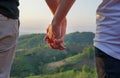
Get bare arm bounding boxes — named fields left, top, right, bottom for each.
left=45, top=0, right=67, bottom=50
left=45, top=0, right=66, bottom=38
left=44, top=0, right=75, bottom=50
left=45, top=0, right=60, bottom=14
left=52, top=0, right=76, bottom=27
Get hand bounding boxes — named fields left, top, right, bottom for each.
left=44, top=24, right=65, bottom=50
left=44, top=18, right=67, bottom=50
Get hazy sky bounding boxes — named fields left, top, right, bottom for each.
left=19, top=0, right=102, bottom=35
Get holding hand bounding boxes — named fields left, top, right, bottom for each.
left=44, top=23, right=66, bottom=50
left=44, top=0, right=75, bottom=50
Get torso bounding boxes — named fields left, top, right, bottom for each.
left=94, top=0, right=120, bottom=60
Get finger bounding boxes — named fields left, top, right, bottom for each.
left=58, top=43, right=66, bottom=50
left=47, top=38, right=56, bottom=48
left=46, top=25, right=50, bottom=33
left=44, top=35, right=49, bottom=41
left=54, top=38, right=63, bottom=44
left=53, top=38, right=66, bottom=50
left=49, top=43, right=58, bottom=49
left=53, top=41, right=65, bottom=50
left=48, top=41, right=60, bottom=50
left=45, top=25, right=51, bottom=41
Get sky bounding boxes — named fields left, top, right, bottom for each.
left=19, top=0, right=102, bottom=35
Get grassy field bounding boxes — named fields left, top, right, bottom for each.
left=26, top=69, right=97, bottom=78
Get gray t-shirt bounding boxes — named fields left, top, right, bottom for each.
left=94, top=0, right=120, bottom=60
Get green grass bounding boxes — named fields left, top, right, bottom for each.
left=26, top=69, right=97, bottom=78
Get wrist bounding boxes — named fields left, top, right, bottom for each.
left=51, top=19, right=61, bottom=28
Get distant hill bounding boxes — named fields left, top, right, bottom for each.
left=16, top=34, right=46, bottom=49
left=65, top=32, right=94, bottom=45
left=17, top=32, right=94, bottom=49
left=11, top=32, right=95, bottom=78
left=44, top=46, right=95, bottom=73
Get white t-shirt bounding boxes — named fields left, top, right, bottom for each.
left=94, top=0, right=120, bottom=60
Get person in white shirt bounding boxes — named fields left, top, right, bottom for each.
left=94, top=0, right=120, bottom=78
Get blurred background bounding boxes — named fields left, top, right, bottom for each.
left=19, top=0, right=101, bottom=35
left=11, top=0, right=102, bottom=78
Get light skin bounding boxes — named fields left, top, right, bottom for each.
left=45, top=0, right=67, bottom=50
left=44, top=0, right=76, bottom=50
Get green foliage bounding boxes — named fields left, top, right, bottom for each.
left=17, top=34, right=46, bottom=49
left=82, top=45, right=95, bottom=59
left=11, top=32, right=96, bottom=78
left=26, top=68, right=97, bottom=78
left=65, top=32, right=94, bottom=45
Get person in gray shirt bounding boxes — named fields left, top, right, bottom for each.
left=0, top=0, right=19, bottom=78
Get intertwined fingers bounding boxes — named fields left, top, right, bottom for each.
left=44, top=25, right=65, bottom=50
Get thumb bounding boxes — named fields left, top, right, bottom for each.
left=44, top=35, right=49, bottom=41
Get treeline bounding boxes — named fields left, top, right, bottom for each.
left=11, top=32, right=96, bottom=78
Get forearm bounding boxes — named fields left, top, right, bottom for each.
left=45, top=0, right=60, bottom=14
left=45, top=0, right=67, bottom=38
left=52, top=0, right=75, bottom=27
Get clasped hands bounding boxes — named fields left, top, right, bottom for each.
left=44, top=24, right=65, bottom=50
left=44, top=24, right=66, bottom=50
